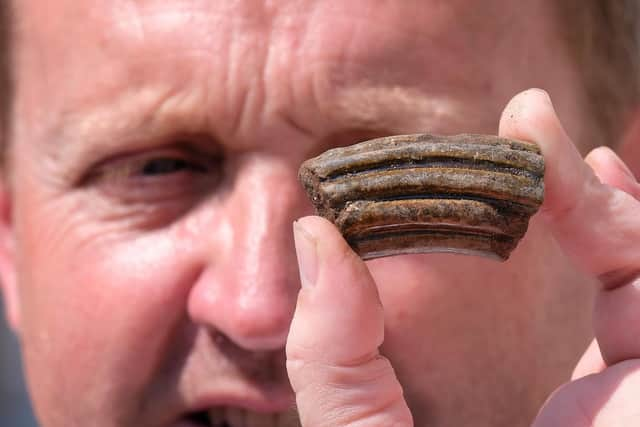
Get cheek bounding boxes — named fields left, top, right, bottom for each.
left=366, top=218, right=596, bottom=422
left=368, top=218, right=563, bottom=363
left=367, top=252, right=530, bottom=419
left=15, top=205, right=196, bottom=418
left=370, top=253, right=509, bottom=367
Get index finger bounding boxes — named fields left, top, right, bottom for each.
left=499, top=89, right=640, bottom=281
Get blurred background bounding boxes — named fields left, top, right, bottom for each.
left=0, top=301, right=38, bottom=426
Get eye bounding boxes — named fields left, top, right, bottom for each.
left=80, top=146, right=225, bottom=206
left=140, top=157, right=208, bottom=176
left=72, top=136, right=226, bottom=229
left=85, top=151, right=213, bottom=183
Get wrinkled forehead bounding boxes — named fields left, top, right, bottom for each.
left=10, top=0, right=573, bottom=154
left=15, top=0, right=516, bottom=53
left=13, top=0, right=547, bottom=92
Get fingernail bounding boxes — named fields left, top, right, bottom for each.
left=529, top=88, right=551, bottom=103
left=293, top=221, right=319, bottom=288
left=609, top=148, right=637, bottom=181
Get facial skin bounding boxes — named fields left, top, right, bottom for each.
left=1, top=1, right=599, bottom=426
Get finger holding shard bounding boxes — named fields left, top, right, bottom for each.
left=298, top=133, right=545, bottom=261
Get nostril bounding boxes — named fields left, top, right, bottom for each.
left=203, top=297, right=293, bottom=351
left=187, top=274, right=295, bottom=351
left=184, top=411, right=234, bottom=427
left=229, top=311, right=292, bottom=350
left=185, top=411, right=211, bottom=426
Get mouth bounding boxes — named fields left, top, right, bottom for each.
left=180, top=407, right=301, bottom=427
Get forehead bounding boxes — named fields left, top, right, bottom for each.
left=11, top=0, right=569, bottom=152
left=13, top=1, right=506, bottom=92
left=16, top=0, right=517, bottom=55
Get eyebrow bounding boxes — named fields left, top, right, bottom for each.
left=48, top=78, right=496, bottom=184
left=48, top=84, right=214, bottom=178
left=327, top=85, right=467, bottom=134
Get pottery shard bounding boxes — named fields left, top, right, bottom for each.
left=298, top=133, right=545, bottom=260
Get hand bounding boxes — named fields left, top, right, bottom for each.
left=286, top=89, right=640, bottom=426
left=501, top=91, right=640, bottom=426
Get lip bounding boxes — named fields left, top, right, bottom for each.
left=170, top=385, right=296, bottom=426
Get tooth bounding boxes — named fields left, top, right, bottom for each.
left=245, top=411, right=274, bottom=427
left=226, top=407, right=246, bottom=427
left=208, top=408, right=225, bottom=426
left=298, top=133, right=545, bottom=260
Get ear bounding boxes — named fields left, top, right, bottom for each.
left=0, top=177, right=19, bottom=332
left=617, top=109, right=640, bottom=179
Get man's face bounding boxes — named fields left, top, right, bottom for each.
left=4, top=1, right=597, bottom=426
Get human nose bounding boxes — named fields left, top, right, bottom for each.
left=187, top=158, right=305, bottom=351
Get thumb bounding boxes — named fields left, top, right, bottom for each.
left=571, top=339, right=606, bottom=380
left=286, top=216, right=413, bottom=427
